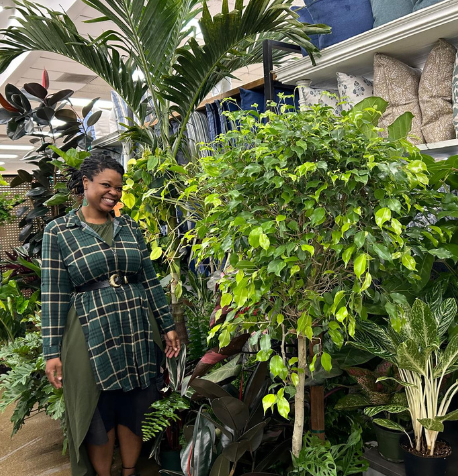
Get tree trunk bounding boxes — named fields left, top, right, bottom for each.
left=292, top=334, right=307, bottom=457
left=171, top=269, right=188, bottom=344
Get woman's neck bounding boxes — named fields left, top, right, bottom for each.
left=78, top=206, right=111, bottom=224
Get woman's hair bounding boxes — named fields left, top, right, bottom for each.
left=67, top=151, right=125, bottom=195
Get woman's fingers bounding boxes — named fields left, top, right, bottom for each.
left=165, top=331, right=181, bottom=358
left=45, top=358, right=63, bottom=389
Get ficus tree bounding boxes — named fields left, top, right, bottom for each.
left=186, top=97, right=458, bottom=457
left=0, top=0, right=330, bottom=335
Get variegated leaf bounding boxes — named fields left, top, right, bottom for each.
left=418, top=418, right=444, bottom=432
left=376, top=376, right=417, bottom=387
left=434, top=334, right=458, bottom=377
left=437, top=299, right=457, bottom=339
left=365, top=405, right=409, bottom=417
left=373, top=418, right=406, bottom=433
left=410, top=300, right=437, bottom=350
left=396, top=340, right=427, bottom=375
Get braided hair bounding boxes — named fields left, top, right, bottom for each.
left=67, top=151, right=125, bottom=196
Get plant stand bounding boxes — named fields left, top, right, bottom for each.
left=363, top=447, right=405, bottom=476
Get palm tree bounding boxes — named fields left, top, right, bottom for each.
left=0, top=0, right=328, bottom=338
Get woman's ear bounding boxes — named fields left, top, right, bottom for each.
left=82, top=175, right=89, bottom=190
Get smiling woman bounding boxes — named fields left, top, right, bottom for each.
left=41, top=151, right=180, bottom=476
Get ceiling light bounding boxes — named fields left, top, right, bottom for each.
left=0, top=162, right=4, bottom=165
left=0, top=7, right=4, bottom=13
left=67, top=98, right=113, bottom=109
left=0, top=145, right=34, bottom=151
left=0, top=154, right=19, bottom=159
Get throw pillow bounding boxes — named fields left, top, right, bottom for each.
left=370, top=0, right=414, bottom=27
left=304, top=0, right=374, bottom=49
left=291, top=6, right=319, bottom=56
left=452, top=53, right=458, bottom=139
left=413, top=0, right=446, bottom=12
left=418, top=39, right=456, bottom=143
left=297, top=83, right=341, bottom=113
left=240, top=88, right=266, bottom=113
left=373, top=53, right=424, bottom=144
left=336, top=72, right=373, bottom=111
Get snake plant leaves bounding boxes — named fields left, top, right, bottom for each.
left=397, top=340, right=428, bottom=375
left=212, top=396, right=250, bottom=434
left=409, top=299, right=437, bottom=350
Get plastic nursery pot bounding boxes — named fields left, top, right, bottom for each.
left=373, top=422, right=405, bottom=463
left=160, top=449, right=182, bottom=471
left=401, top=436, right=451, bottom=476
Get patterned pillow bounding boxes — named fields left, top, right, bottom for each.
left=297, top=83, right=342, bottom=114
left=187, top=112, right=212, bottom=158
left=336, top=72, right=373, bottom=111
left=418, top=39, right=456, bottom=143
left=373, top=53, right=424, bottom=144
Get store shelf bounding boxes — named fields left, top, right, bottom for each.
left=92, top=131, right=122, bottom=148
left=275, top=0, right=458, bottom=89
left=364, top=447, right=405, bottom=476
left=418, top=139, right=458, bottom=160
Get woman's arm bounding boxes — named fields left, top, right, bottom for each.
left=41, top=221, right=73, bottom=360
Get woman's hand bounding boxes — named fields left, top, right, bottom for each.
left=164, top=330, right=181, bottom=358
left=45, top=357, right=63, bottom=389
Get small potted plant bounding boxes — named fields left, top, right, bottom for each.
left=351, top=298, right=458, bottom=476
left=336, top=361, right=409, bottom=462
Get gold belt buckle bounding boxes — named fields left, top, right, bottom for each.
left=109, top=273, right=122, bottom=288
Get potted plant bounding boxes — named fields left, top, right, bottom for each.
left=336, top=362, right=409, bottom=462
left=352, top=298, right=458, bottom=476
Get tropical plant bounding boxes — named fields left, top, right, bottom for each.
left=0, top=310, right=65, bottom=439
left=186, top=96, right=458, bottom=456
left=335, top=361, right=407, bottom=411
left=288, top=425, right=369, bottom=476
left=0, top=76, right=97, bottom=254
left=0, top=193, right=23, bottom=225
left=352, top=298, right=458, bottom=456
left=0, top=0, right=330, bottom=334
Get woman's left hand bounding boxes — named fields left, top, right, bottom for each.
left=164, top=330, right=181, bottom=358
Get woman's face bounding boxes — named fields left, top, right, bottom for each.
left=82, top=168, right=123, bottom=215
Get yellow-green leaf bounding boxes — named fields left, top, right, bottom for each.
left=262, top=394, right=276, bottom=414
left=361, top=272, right=372, bottom=291
left=375, top=207, right=391, bottom=228
left=122, top=192, right=135, bottom=209
left=354, top=253, right=367, bottom=280
left=321, top=352, right=332, bottom=372
left=402, top=253, right=416, bottom=271
left=259, top=233, right=270, bottom=250
left=221, top=293, right=232, bottom=307
left=150, top=247, right=162, bottom=260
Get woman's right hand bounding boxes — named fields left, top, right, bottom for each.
left=45, top=357, right=63, bottom=389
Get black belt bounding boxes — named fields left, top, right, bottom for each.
left=75, top=274, right=139, bottom=293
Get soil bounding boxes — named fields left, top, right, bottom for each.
left=401, top=439, right=452, bottom=458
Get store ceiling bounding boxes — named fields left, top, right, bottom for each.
left=0, top=0, right=302, bottom=174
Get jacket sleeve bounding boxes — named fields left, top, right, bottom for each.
left=41, top=221, right=73, bottom=359
left=135, top=221, right=175, bottom=334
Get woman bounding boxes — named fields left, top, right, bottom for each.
left=41, top=152, right=180, bottom=476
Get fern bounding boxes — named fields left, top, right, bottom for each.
left=142, top=392, right=189, bottom=442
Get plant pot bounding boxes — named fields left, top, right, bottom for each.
left=160, top=449, right=182, bottom=471
left=401, top=438, right=451, bottom=476
left=373, top=422, right=405, bottom=463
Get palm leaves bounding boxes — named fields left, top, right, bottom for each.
left=0, top=0, right=328, bottom=157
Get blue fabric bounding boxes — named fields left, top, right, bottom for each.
left=291, top=6, right=319, bottom=57
left=205, top=102, right=223, bottom=141
left=304, top=0, right=374, bottom=49
left=370, top=0, right=413, bottom=27
left=221, top=98, right=240, bottom=131
left=275, top=87, right=299, bottom=110
left=413, top=0, right=444, bottom=11
left=240, top=88, right=266, bottom=113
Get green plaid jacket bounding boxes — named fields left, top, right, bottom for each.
left=41, top=209, right=175, bottom=391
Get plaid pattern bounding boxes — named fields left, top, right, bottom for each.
left=41, top=209, right=175, bottom=391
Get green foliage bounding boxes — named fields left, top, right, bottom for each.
left=288, top=425, right=369, bottom=476
left=0, top=193, right=22, bottom=225
left=188, top=97, right=456, bottom=419
left=0, top=313, right=65, bottom=437
left=352, top=298, right=458, bottom=454
left=142, top=392, right=189, bottom=442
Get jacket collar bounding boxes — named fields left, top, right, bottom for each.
left=66, top=208, right=127, bottom=230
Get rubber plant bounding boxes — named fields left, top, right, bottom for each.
left=0, top=74, right=98, bottom=255
left=187, top=97, right=458, bottom=457
left=352, top=297, right=458, bottom=457
left=0, top=0, right=330, bottom=337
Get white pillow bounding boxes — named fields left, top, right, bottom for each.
left=298, top=84, right=342, bottom=114
left=337, top=72, right=374, bottom=111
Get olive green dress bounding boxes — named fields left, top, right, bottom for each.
left=60, top=217, right=164, bottom=476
